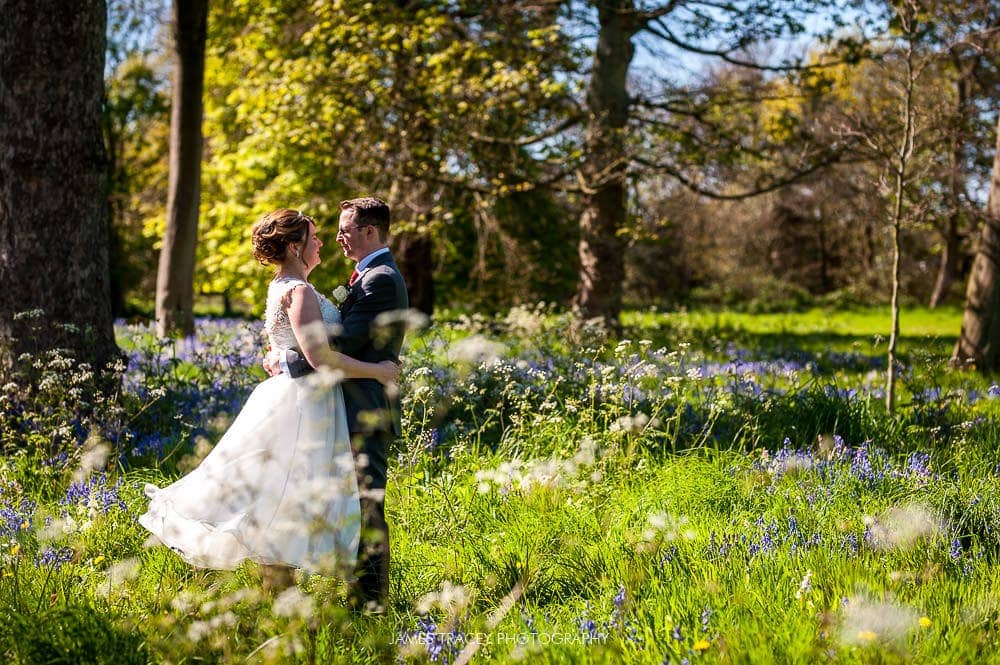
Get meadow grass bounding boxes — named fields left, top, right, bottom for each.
left=2, top=305, right=998, bottom=664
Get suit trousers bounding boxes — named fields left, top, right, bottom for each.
left=349, top=428, right=391, bottom=610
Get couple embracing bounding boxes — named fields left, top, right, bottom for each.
left=140, top=197, right=408, bottom=615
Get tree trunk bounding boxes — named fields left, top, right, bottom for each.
left=886, top=15, right=918, bottom=414
left=394, top=231, right=434, bottom=316
left=155, top=0, right=207, bottom=337
left=953, top=113, right=1000, bottom=371
left=572, top=0, right=636, bottom=332
left=929, top=212, right=961, bottom=308
left=387, top=180, right=436, bottom=316
left=0, top=0, right=118, bottom=376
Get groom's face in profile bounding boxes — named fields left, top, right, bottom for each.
left=336, top=209, right=377, bottom=262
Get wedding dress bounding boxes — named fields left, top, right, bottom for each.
left=139, top=277, right=360, bottom=572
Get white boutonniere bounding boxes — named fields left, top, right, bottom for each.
left=332, top=285, right=350, bottom=303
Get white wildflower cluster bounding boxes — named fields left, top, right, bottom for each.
left=72, top=439, right=110, bottom=483
left=609, top=412, right=654, bottom=434
left=475, top=438, right=601, bottom=494
left=36, top=517, right=74, bottom=543
left=839, top=596, right=919, bottom=646
left=201, top=588, right=263, bottom=614
left=578, top=317, right=611, bottom=344
left=453, top=312, right=492, bottom=334
left=794, top=569, right=813, bottom=600
left=449, top=334, right=507, bottom=366
left=95, top=557, right=142, bottom=597
left=272, top=586, right=315, bottom=620
left=415, top=580, right=473, bottom=618
left=170, top=589, right=204, bottom=614
left=639, top=512, right=697, bottom=547
left=865, top=502, right=944, bottom=550
left=759, top=449, right=815, bottom=476
left=186, top=611, right=238, bottom=643
left=170, top=588, right=268, bottom=647
left=503, top=303, right=549, bottom=338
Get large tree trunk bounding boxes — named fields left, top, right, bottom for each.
left=388, top=180, right=436, bottom=316
left=572, top=0, right=636, bottom=332
left=394, top=232, right=434, bottom=316
left=953, top=113, right=1000, bottom=371
left=0, top=0, right=118, bottom=377
left=155, top=0, right=207, bottom=337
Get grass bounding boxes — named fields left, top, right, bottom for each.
left=2, top=305, right=999, bottom=663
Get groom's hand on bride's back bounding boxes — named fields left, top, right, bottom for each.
left=263, top=349, right=282, bottom=376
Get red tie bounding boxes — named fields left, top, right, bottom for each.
left=349, top=269, right=359, bottom=286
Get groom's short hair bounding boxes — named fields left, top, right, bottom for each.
left=341, top=197, right=390, bottom=241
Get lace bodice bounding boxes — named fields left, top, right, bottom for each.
left=264, top=277, right=342, bottom=351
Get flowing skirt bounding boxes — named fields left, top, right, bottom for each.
left=139, top=373, right=360, bottom=573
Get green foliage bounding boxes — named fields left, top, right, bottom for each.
left=0, top=602, right=147, bottom=665
left=104, top=47, right=170, bottom=316
left=196, top=0, right=578, bottom=313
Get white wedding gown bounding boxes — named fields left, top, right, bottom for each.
left=139, top=277, right=360, bottom=572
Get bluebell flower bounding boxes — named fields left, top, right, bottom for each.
left=613, top=585, right=626, bottom=609
left=0, top=499, right=35, bottom=539
left=905, top=452, right=931, bottom=479
left=578, top=615, right=599, bottom=640
left=398, top=616, right=464, bottom=664
left=35, top=546, right=74, bottom=569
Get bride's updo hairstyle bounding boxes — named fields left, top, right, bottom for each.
left=251, top=209, right=314, bottom=266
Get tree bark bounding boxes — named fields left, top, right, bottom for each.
left=953, top=112, right=1000, bottom=371
left=155, top=0, right=207, bottom=337
left=388, top=180, right=436, bottom=316
left=886, top=11, right=918, bottom=414
left=573, top=0, right=636, bottom=332
left=0, top=0, right=118, bottom=376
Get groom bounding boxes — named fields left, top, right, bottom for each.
left=288, top=197, right=409, bottom=613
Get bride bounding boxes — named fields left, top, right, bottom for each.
left=140, top=208, right=398, bottom=578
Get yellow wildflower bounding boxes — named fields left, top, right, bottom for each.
left=93, top=555, right=105, bottom=566
left=693, top=639, right=711, bottom=652
left=919, top=616, right=932, bottom=628
left=9, top=544, right=20, bottom=556
left=857, top=630, right=877, bottom=642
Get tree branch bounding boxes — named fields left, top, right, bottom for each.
left=632, top=151, right=852, bottom=200
left=468, top=114, right=583, bottom=146
left=644, top=18, right=856, bottom=72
